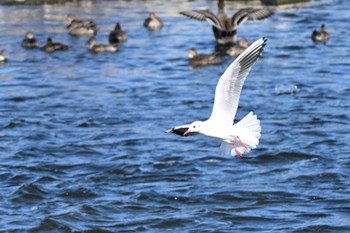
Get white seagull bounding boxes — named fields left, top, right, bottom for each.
left=166, top=37, right=267, bottom=157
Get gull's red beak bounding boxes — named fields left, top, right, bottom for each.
left=183, top=129, right=190, bottom=136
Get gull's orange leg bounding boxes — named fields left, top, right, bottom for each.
left=236, top=136, right=249, bottom=151
left=230, top=140, right=243, bottom=157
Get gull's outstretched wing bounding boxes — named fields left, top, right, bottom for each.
left=180, top=10, right=224, bottom=30
left=232, top=8, right=273, bottom=30
left=208, top=37, right=267, bottom=125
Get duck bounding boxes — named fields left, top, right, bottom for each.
left=0, top=50, right=7, bottom=62
left=188, top=48, right=222, bottom=68
left=227, top=38, right=249, bottom=56
left=88, top=37, right=118, bottom=53
left=41, top=37, right=69, bottom=53
left=144, top=12, right=163, bottom=30
left=66, top=13, right=97, bottom=36
left=180, top=0, right=273, bottom=45
left=68, top=26, right=97, bottom=37
left=311, top=24, right=330, bottom=42
left=21, top=31, right=40, bottom=49
left=108, top=22, right=128, bottom=44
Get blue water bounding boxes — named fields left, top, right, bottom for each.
left=1, top=0, right=350, bottom=232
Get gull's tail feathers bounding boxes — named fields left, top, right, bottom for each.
left=220, top=112, right=261, bottom=157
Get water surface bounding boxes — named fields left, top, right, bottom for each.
left=1, top=0, right=350, bottom=232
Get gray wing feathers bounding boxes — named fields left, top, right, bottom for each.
left=247, top=8, right=274, bottom=20
left=232, top=8, right=273, bottom=29
left=209, top=37, right=267, bottom=124
left=181, top=8, right=272, bottom=31
left=180, top=10, right=223, bottom=29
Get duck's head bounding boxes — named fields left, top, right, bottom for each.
left=66, top=14, right=76, bottom=23
left=218, top=0, right=225, bottom=11
left=239, top=38, right=249, bottom=47
left=87, top=37, right=97, bottom=46
left=115, top=22, right=122, bottom=30
left=149, top=12, right=157, bottom=19
left=46, top=37, right=53, bottom=45
left=188, top=48, right=198, bottom=59
left=320, top=24, right=327, bottom=33
left=25, top=31, right=34, bottom=39
left=312, top=30, right=319, bottom=36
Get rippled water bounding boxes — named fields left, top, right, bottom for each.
left=1, top=0, right=350, bottom=232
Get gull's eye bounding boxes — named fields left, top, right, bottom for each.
left=193, top=126, right=196, bottom=128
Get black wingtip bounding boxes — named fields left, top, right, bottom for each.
left=261, top=37, right=268, bottom=48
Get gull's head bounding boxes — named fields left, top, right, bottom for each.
left=183, top=121, right=203, bottom=136
left=188, top=48, right=198, bottom=59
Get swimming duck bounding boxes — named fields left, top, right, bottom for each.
left=311, top=24, right=330, bottom=42
left=227, top=38, right=249, bottom=56
left=180, top=0, right=273, bottom=45
left=21, top=31, right=40, bottom=49
left=0, top=50, right=7, bottom=62
left=144, top=12, right=163, bottom=30
left=108, top=22, right=128, bottom=44
left=66, top=13, right=97, bottom=36
left=188, top=48, right=222, bottom=68
left=88, top=37, right=118, bottom=53
left=41, top=37, right=69, bottom=53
